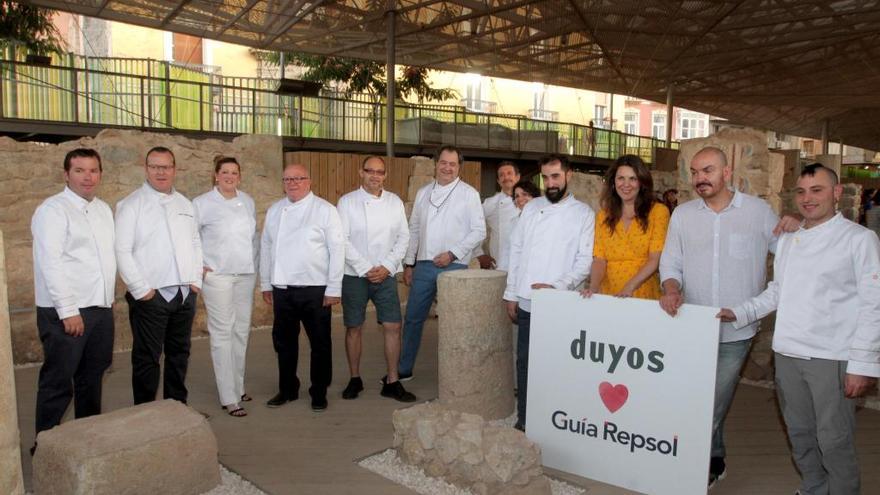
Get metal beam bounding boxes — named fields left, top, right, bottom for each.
left=159, top=0, right=193, bottom=28
left=386, top=1, right=396, bottom=159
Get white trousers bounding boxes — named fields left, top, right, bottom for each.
left=202, top=272, right=256, bottom=407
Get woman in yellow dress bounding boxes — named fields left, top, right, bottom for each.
left=582, top=155, right=669, bottom=300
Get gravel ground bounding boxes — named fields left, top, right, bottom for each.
left=202, top=465, right=268, bottom=495
left=358, top=449, right=586, bottom=495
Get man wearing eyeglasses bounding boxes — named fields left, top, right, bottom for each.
left=260, top=163, right=345, bottom=411
left=116, top=146, right=203, bottom=405
left=336, top=156, right=414, bottom=402
left=399, top=145, right=486, bottom=381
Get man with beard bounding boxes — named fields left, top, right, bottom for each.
left=658, top=146, right=796, bottom=489
left=719, top=164, right=880, bottom=495
left=476, top=161, right=521, bottom=271
left=503, top=153, right=595, bottom=431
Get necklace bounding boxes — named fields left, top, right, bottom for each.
left=429, top=179, right=460, bottom=211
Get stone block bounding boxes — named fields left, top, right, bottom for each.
left=0, top=231, right=24, bottom=494
left=33, top=399, right=220, bottom=495
left=437, top=270, right=514, bottom=420
left=407, top=175, right=434, bottom=202
left=393, top=402, right=549, bottom=495
left=567, top=171, right=603, bottom=213
left=411, top=156, right=436, bottom=177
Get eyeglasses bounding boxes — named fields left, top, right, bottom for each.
left=147, top=164, right=175, bottom=172
left=282, top=176, right=310, bottom=184
left=362, top=168, right=386, bottom=176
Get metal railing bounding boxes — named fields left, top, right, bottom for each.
left=0, top=58, right=678, bottom=162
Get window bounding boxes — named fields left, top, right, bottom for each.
left=652, top=111, right=667, bottom=139
left=172, top=33, right=203, bottom=65
left=594, top=105, right=607, bottom=128
left=679, top=111, right=707, bottom=139
left=464, top=73, right=484, bottom=112
left=624, top=110, right=639, bottom=134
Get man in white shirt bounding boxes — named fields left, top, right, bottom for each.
left=116, top=146, right=203, bottom=405
left=31, top=148, right=116, bottom=451
left=399, top=145, right=486, bottom=380
left=504, top=154, right=595, bottom=432
left=260, top=164, right=345, bottom=411
left=720, top=164, right=880, bottom=495
left=476, top=161, right=520, bottom=271
left=659, top=146, right=791, bottom=489
left=337, top=156, right=414, bottom=402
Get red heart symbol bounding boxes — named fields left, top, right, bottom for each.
left=599, top=382, right=629, bottom=413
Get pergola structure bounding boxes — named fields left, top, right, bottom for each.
left=19, top=0, right=880, bottom=151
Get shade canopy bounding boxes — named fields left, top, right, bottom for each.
left=22, top=0, right=880, bottom=151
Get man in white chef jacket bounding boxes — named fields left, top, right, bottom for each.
left=31, top=148, right=116, bottom=454
left=337, top=156, right=414, bottom=402
left=116, top=146, right=203, bottom=405
left=504, top=153, right=595, bottom=432
left=398, top=145, right=486, bottom=381
left=720, top=164, right=880, bottom=495
left=476, top=161, right=521, bottom=271
left=260, top=163, right=345, bottom=412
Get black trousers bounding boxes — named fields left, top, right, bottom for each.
left=35, top=306, right=114, bottom=435
left=272, top=286, right=332, bottom=400
left=126, top=290, right=196, bottom=405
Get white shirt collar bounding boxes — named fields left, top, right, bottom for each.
left=62, top=186, right=92, bottom=211
left=434, top=177, right=460, bottom=192
left=212, top=186, right=239, bottom=201
left=286, top=191, right=314, bottom=206
left=697, top=188, right=742, bottom=212
left=142, top=181, right=175, bottom=199
left=359, top=186, right=383, bottom=200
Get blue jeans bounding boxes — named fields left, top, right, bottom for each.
left=712, top=338, right=752, bottom=458
left=398, top=261, right=467, bottom=375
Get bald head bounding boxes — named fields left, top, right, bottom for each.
left=690, top=146, right=732, bottom=202
left=692, top=146, right=728, bottom=168
left=282, top=163, right=311, bottom=201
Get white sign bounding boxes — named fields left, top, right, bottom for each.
left=527, top=290, right=719, bottom=495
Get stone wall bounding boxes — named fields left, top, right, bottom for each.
left=0, top=230, right=24, bottom=494
left=1, top=130, right=484, bottom=365
left=0, top=130, right=281, bottom=364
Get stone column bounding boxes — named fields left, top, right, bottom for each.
left=0, top=230, right=24, bottom=494
left=437, top=269, right=513, bottom=420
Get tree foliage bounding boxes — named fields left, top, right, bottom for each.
left=255, top=50, right=457, bottom=103
left=0, top=1, right=64, bottom=55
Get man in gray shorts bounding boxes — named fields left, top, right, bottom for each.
left=337, top=156, right=415, bottom=402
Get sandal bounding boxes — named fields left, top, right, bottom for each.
left=227, top=407, right=247, bottom=417
left=240, top=394, right=253, bottom=402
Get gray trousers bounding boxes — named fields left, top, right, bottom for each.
left=775, top=354, right=859, bottom=495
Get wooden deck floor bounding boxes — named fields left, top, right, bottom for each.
left=13, top=313, right=880, bottom=494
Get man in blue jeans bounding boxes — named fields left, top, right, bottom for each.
left=503, top=153, right=594, bottom=432
left=659, top=146, right=798, bottom=490
left=399, top=145, right=486, bottom=380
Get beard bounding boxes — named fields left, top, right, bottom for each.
left=545, top=183, right=568, bottom=203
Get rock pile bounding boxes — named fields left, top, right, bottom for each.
left=393, top=402, right=551, bottom=495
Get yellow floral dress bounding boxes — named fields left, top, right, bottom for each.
left=593, top=202, right=670, bottom=300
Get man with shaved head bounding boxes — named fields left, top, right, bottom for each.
left=260, top=163, right=345, bottom=411
left=720, top=164, right=880, bottom=494
left=659, top=146, right=798, bottom=489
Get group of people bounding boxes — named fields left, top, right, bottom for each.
left=30, top=142, right=880, bottom=494
left=483, top=147, right=879, bottom=493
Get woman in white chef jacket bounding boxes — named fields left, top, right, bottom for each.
left=193, top=157, right=259, bottom=417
